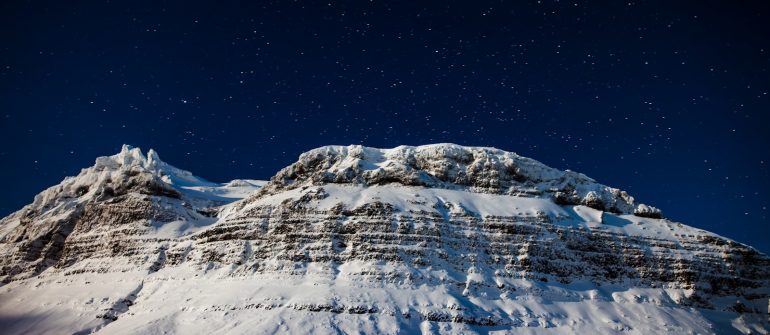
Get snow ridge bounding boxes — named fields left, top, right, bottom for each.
left=261, top=144, right=661, bottom=217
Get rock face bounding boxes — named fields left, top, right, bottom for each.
left=0, top=144, right=767, bottom=335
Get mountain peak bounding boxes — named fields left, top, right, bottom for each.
left=0, top=144, right=767, bottom=334
left=92, top=145, right=215, bottom=189
left=264, top=144, right=661, bottom=218
left=92, top=144, right=167, bottom=175
left=8, top=145, right=261, bottom=241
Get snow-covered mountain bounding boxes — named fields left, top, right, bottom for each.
left=0, top=144, right=767, bottom=334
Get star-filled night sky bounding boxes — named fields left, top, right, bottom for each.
left=1, top=1, right=768, bottom=252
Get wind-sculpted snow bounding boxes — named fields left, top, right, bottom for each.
left=0, top=145, right=768, bottom=335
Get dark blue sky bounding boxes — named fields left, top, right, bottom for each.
left=1, top=1, right=768, bottom=252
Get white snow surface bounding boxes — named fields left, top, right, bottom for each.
left=3, top=269, right=761, bottom=335
left=0, top=144, right=767, bottom=335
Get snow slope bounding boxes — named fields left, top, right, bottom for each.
left=0, top=144, right=768, bottom=335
